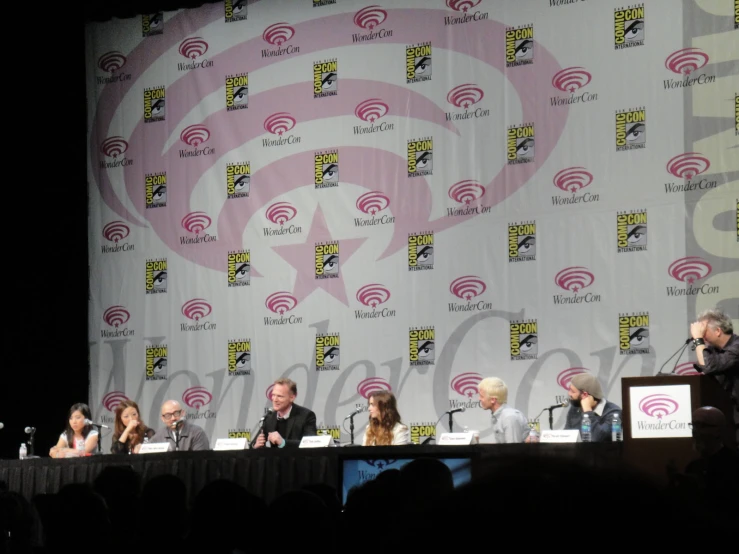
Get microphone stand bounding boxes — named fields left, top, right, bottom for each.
left=349, top=413, right=356, bottom=446
left=249, top=417, right=267, bottom=449
left=27, top=429, right=36, bottom=457
left=657, top=338, right=692, bottom=375
left=448, top=411, right=454, bottom=434
left=87, top=423, right=104, bottom=454
left=548, top=407, right=556, bottom=430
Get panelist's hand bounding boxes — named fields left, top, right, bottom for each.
left=580, top=394, right=597, bottom=412
left=267, top=431, right=284, bottom=446
left=690, top=321, right=707, bottom=340
left=252, top=433, right=266, bottom=449
left=125, top=419, right=140, bottom=433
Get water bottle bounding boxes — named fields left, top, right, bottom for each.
left=528, top=421, right=540, bottom=443
left=19, top=443, right=27, bottom=460
left=77, top=437, right=86, bottom=454
left=611, top=413, right=623, bottom=442
left=581, top=413, right=592, bottom=442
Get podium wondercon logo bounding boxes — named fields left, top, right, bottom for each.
left=98, top=51, right=126, bottom=72
left=180, top=125, right=210, bottom=147
left=182, top=299, right=212, bottom=321
left=553, top=167, right=593, bottom=193
left=100, top=137, right=128, bottom=158
left=449, top=180, right=485, bottom=205
left=179, top=37, right=208, bottom=59
left=263, top=23, right=295, bottom=45
left=265, top=292, right=298, bottom=314
left=665, top=48, right=709, bottom=75
left=266, top=202, right=297, bottom=225
left=357, top=377, right=391, bottom=399
left=102, top=221, right=130, bottom=243
left=103, top=306, right=130, bottom=327
left=555, top=267, right=594, bottom=293
left=355, top=99, right=389, bottom=122
left=557, top=368, right=589, bottom=390
left=183, top=386, right=212, bottom=409
left=447, top=84, right=484, bottom=108
left=181, top=212, right=212, bottom=234
left=102, top=391, right=129, bottom=412
left=447, top=0, right=481, bottom=12
left=451, top=372, right=482, bottom=397
left=674, top=362, right=700, bottom=376
left=264, top=112, right=296, bottom=135
left=552, top=67, right=592, bottom=92
left=450, top=276, right=486, bottom=301
left=668, top=257, right=712, bottom=284
left=353, top=6, right=387, bottom=29
left=356, top=284, right=391, bottom=308
left=666, top=153, right=710, bottom=179
left=356, top=191, right=390, bottom=215
left=639, top=394, right=679, bottom=419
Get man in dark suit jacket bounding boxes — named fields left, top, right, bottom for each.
left=253, top=378, right=317, bottom=449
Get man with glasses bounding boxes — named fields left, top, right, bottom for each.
left=151, top=399, right=210, bottom=451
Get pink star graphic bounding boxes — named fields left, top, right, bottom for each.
left=687, top=277, right=695, bottom=284
left=272, top=205, right=366, bottom=306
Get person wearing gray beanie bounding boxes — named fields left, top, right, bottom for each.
left=564, top=373, right=622, bottom=442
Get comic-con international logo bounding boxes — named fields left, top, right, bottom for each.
left=317, top=425, right=341, bottom=441
left=263, top=202, right=302, bottom=237
left=664, top=153, right=716, bottom=194
left=445, top=84, right=489, bottom=121
left=354, top=191, right=395, bottom=227
left=551, top=167, right=598, bottom=207
left=445, top=0, right=489, bottom=26
left=101, top=221, right=133, bottom=254
left=450, top=372, right=483, bottom=409
left=145, top=258, right=167, bottom=294
left=177, top=37, right=213, bottom=72
left=666, top=257, right=718, bottom=297
left=226, top=162, right=250, bottom=199
left=406, top=42, right=432, bottom=84
left=619, top=312, right=650, bottom=355
left=96, top=51, right=131, bottom=85
left=315, top=241, right=339, bottom=279
left=614, top=5, right=644, bottom=49
left=313, top=59, right=337, bottom=98
left=263, top=112, right=301, bottom=148
left=228, top=429, right=252, bottom=441
left=506, top=124, right=534, bottom=165
left=180, top=298, right=216, bottom=332
left=264, top=291, right=303, bottom=326
left=664, top=48, right=714, bottom=90
left=352, top=6, right=392, bottom=43
left=617, top=210, right=647, bottom=253
left=736, top=0, right=739, bottom=29
left=447, top=180, right=490, bottom=217
left=510, top=319, right=537, bottom=360
left=615, top=107, right=645, bottom=151
left=142, top=12, right=163, bottom=37
left=181, top=211, right=218, bottom=244
left=508, top=221, right=536, bottom=262
left=101, top=306, right=133, bottom=338
left=505, top=24, right=533, bottom=67
left=262, top=22, right=300, bottom=58
left=313, top=0, right=336, bottom=7
left=550, top=67, right=597, bottom=107
left=224, top=0, right=247, bottom=23
left=553, top=266, right=601, bottom=305
left=407, top=137, right=433, bottom=177
left=228, top=339, right=251, bottom=376
left=145, top=343, right=168, bottom=381
left=315, top=332, right=340, bottom=372
left=100, top=137, right=133, bottom=169
left=409, top=327, right=435, bottom=366
left=180, top=124, right=215, bottom=159
left=355, top=284, right=396, bottom=320
left=183, top=386, right=216, bottom=420
left=408, top=232, right=434, bottom=271
left=410, top=421, right=436, bottom=445
left=225, top=73, right=248, bottom=111
left=227, top=250, right=250, bottom=287
left=143, top=86, right=165, bottom=122
left=354, top=99, right=394, bottom=135
left=145, top=172, right=166, bottom=208
left=315, top=150, right=339, bottom=188
left=448, top=276, right=491, bottom=313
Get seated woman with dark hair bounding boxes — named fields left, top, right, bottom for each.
left=111, top=399, right=155, bottom=454
left=363, top=391, right=410, bottom=446
left=49, top=403, right=99, bottom=458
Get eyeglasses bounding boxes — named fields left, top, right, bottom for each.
left=161, top=410, right=183, bottom=420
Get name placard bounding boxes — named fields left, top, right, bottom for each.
left=213, top=438, right=248, bottom=451
left=540, top=430, right=581, bottom=443
left=138, top=442, right=171, bottom=454
left=299, top=435, right=333, bottom=448
left=437, top=432, right=474, bottom=445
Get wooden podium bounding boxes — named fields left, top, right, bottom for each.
left=621, top=375, right=735, bottom=483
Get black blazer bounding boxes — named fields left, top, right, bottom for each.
left=262, top=403, right=317, bottom=448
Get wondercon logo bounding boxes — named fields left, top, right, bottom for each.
left=639, top=394, right=679, bottom=419
left=356, top=284, right=391, bottom=308
left=449, top=180, right=485, bottom=205
left=552, top=67, right=592, bottom=92
left=357, top=377, right=392, bottom=399
left=355, top=99, right=389, bottom=122
left=265, top=292, right=298, bottom=314
left=674, top=362, right=700, bottom=376
left=668, top=257, right=712, bottom=284
left=356, top=191, right=390, bottom=215
left=100, top=136, right=128, bottom=158
left=179, top=37, right=208, bottom=59
left=553, top=167, right=593, bottom=194
left=266, top=384, right=275, bottom=401
left=181, top=299, right=212, bottom=321
left=447, top=0, right=481, bottom=12
left=450, top=276, right=486, bottom=301
left=181, top=212, right=212, bottom=234
left=447, top=84, right=484, bottom=109
left=451, top=372, right=482, bottom=398
left=98, top=51, right=126, bottom=72
left=102, top=391, right=129, bottom=412
left=103, top=306, right=130, bottom=328
left=180, top=125, right=210, bottom=147
left=262, top=22, right=295, bottom=45
left=266, top=202, right=297, bottom=225
left=102, top=221, right=130, bottom=243
left=666, top=153, right=710, bottom=179
left=264, top=112, right=296, bottom=135
left=557, top=367, right=589, bottom=390
left=353, top=6, right=387, bottom=29
left=183, top=386, right=213, bottom=409
left=665, top=48, right=709, bottom=75
left=555, top=267, right=594, bottom=293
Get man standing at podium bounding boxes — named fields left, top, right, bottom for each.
left=565, top=374, right=622, bottom=442
left=690, top=308, right=739, bottom=437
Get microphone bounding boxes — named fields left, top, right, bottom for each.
left=656, top=338, right=692, bottom=375
left=343, top=407, right=364, bottom=420
left=446, top=407, right=465, bottom=414
left=24, top=426, right=36, bottom=434
left=84, top=419, right=110, bottom=429
left=259, top=408, right=274, bottom=422
left=548, top=401, right=569, bottom=410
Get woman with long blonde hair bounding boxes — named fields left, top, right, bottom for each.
left=363, top=391, right=410, bottom=446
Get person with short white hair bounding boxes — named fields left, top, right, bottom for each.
left=477, top=377, right=529, bottom=443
